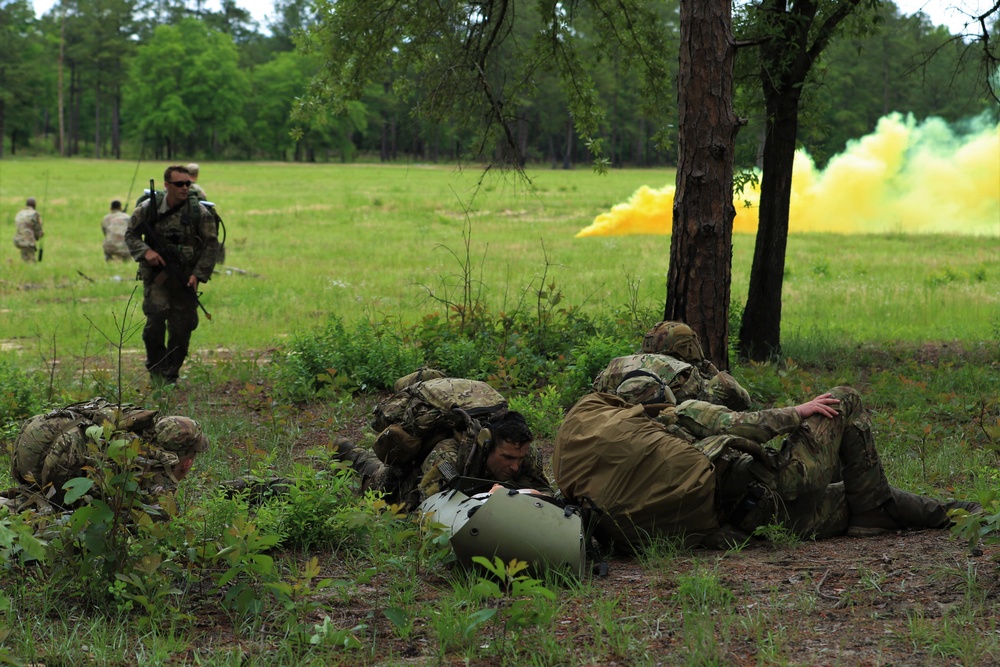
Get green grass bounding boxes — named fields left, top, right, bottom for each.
left=1, top=158, right=999, bottom=666
left=1, top=158, right=997, bottom=366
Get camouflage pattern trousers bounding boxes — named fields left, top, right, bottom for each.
left=142, top=277, right=199, bottom=381
left=16, top=244, right=37, bottom=263
left=719, top=386, right=893, bottom=538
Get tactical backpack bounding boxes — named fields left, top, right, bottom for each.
left=370, top=377, right=507, bottom=468
left=12, top=399, right=159, bottom=493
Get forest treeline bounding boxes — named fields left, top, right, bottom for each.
left=0, top=0, right=992, bottom=166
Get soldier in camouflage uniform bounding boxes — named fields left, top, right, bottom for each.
left=101, top=200, right=131, bottom=261
left=4, top=399, right=209, bottom=513
left=186, top=163, right=207, bottom=201
left=555, top=379, right=980, bottom=550
left=125, top=165, right=219, bottom=384
left=337, top=376, right=554, bottom=510
left=13, top=198, right=44, bottom=263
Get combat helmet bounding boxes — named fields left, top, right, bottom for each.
left=153, top=416, right=209, bottom=456
left=640, top=321, right=706, bottom=363
left=614, top=374, right=676, bottom=405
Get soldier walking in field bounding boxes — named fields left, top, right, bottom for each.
left=125, top=165, right=219, bottom=385
left=13, top=197, right=43, bottom=263
left=101, top=200, right=131, bottom=261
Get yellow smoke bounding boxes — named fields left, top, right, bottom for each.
left=577, top=112, right=1000, bottom=237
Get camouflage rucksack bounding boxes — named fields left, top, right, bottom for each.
left=11, top=399, right=160, bottom=493
left=370, top=377, right=507, bottom=467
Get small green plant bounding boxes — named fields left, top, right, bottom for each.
left=752, top=523, right=802, bottom=548
left=508, top=385, right=564, bottom=439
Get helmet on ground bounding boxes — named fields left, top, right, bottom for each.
left=153, top=416, right=209, bottom=455
left=615, top=374, right=676, bottom=405
left=420, top=489, right=585, bottom=578
left=640, top=321, right=706, bottom=362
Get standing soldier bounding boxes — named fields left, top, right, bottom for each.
left=13, top=198, right=43, bottom=263
left=124, top=165, right=219, bottom=385
left=101, top=200, right=131, bottom=261
left=186, top=163, right=207, bottom=201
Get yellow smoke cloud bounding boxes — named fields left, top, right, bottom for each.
left=577, top=112, right=1000, bottom=237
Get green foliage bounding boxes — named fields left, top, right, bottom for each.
left=251, top=462, right=375, bottom=551
left=269, top=315, right=424, bottom=400
left=469, top=556, right=558, bottom=630
left=508, top=386, right=564, bottom=440
left=0, top=361, right=46, bottom=431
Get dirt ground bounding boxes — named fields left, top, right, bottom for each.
left=173, top=377, right=1000, bottom=667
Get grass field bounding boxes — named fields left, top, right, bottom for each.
left=1, top=158, right=997, bottom=366
left=1, top=158, right=999, bottom=666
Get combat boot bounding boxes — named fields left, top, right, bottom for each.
left=884, top=488, right=982, bottom=529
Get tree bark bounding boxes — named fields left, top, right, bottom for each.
left=738, top=0, right=862, bottom=361
left=666, top=0, right=738, bottom=370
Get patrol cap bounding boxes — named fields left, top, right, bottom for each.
left=640, top=321, right=706, bottom=362
left=615, top=375, right=676, bottom=405
left=153, top=416, right=209, bottom=455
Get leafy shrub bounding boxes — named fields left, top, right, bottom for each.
left=0, top=361, right=46, bottom=429
left=269, top=316, right=425, bottom=400
left=557, top=334, right=636, bottom=407
left=509, top=386, right=564, bottom=439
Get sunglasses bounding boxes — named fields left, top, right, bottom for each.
left=169, top=180, right=193, bottom=188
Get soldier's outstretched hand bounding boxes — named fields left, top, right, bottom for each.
left=795, top=393, right=840, bottom=419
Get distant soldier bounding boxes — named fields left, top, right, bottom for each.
left=187, top=162, right=226, bottom=263
left=13, top=198, right=43, bottom=263
left=186, top=163, right=207, bottom=201
left=101, top=200, right=131, bottom=261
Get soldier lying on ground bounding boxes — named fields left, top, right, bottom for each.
left=2, top=398, right=209, bottom=514
left=554, top=377, right=981, bottom=551
left=334, top=372, right=554, bottom=510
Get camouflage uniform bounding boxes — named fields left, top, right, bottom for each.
left=639, top=321, right=745, bottom=397
left=13, top=206, right=43, bottom=263
left=102, top=209, right=131, bottom=261
left=5, top=399, right=208, bottom=513
left=125, top=193, right=219, bottom=382
left=655, top=386, right=885, bottom=538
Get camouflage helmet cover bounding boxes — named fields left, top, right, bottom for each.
left=153, top=416, right=209, bottom=455
left=640, top=321, right=705, bottom=362
left=615, top=375, right=677, bottom=405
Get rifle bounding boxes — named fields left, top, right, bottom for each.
left=38, top=170, right=48, bottom=262
left=137, top=179, right=212, bottom=320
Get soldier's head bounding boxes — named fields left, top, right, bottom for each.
left=615, top=374, right=676, bottom=406
left=152, top=415, right=209, bottom=480
left=110, top=200, right=123, bottom=211
left=640, top=321, right=706, bottom=363
left=186, top=163, right=200, bottom=179
left=26, top=197, right=36, bottom=208
left=483, top=410, right=533, bottom=482
left=163, top=165, right=193, bottom=206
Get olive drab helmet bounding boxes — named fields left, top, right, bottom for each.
left=420, top=489, right=586, bottom=578
left=640, top=321, right=706, bottom=363
left=153, top=416, right=209, bottom=456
